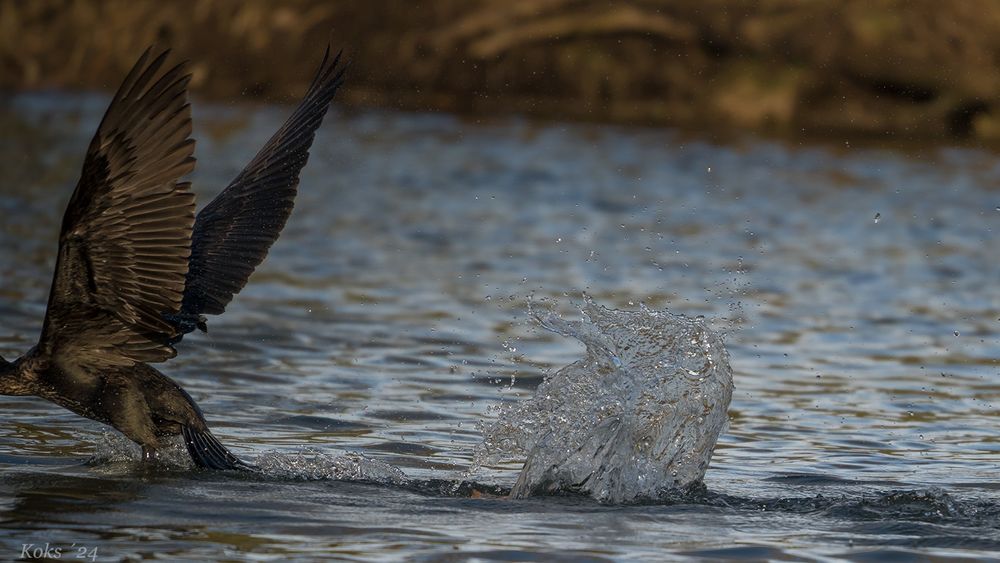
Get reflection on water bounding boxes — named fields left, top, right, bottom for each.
left=1, top=93, right=999, bottom=559
left=476, top=297, right=732, bottom=503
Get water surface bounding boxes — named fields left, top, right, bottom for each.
left=0, top=94, right=998, bottom=560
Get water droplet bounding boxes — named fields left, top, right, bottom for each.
left=873, top=212, right=881, bottom=223
left=953, top=330, right=960, bottom=337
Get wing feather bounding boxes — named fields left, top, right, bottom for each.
left=178, top=47, right=345, bottom=323
left=40, top=48, right=197, bottom=366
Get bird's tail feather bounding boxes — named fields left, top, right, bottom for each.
left=182, top=426, right=255, bottom=471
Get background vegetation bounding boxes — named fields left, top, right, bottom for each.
left=3, top=0, right=1000, bottom=141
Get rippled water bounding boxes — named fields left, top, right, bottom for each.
left=1, top=93, right=998, bottom=560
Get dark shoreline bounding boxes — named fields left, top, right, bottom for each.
left=3, top=1, right=1000, bottom=143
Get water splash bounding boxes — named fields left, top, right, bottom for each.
left=254, top=449, right=407, bottom=484
left=89, top=432, right=406, bottom=485
left=89, top=431, right=193, bottom=470
left=475, top=297, right=734, bottom=503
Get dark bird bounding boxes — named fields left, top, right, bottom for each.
left=0, top=46, right=345, bottom=470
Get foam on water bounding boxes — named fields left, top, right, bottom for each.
left=475, top=297, right=734, bottom=503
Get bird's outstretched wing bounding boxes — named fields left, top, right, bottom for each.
left=40, top=48, right=196, bottom=366
left=175, top=47, right=345, bottom=331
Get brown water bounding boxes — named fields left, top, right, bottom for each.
left=0, top=94, right=999, bottom=560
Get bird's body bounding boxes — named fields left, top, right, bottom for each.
left=0, top=46, right=345, bottom=469
left=4, top=351, right=214, bottom=461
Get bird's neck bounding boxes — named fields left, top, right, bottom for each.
left=0, top=355, right=34, bottom=396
